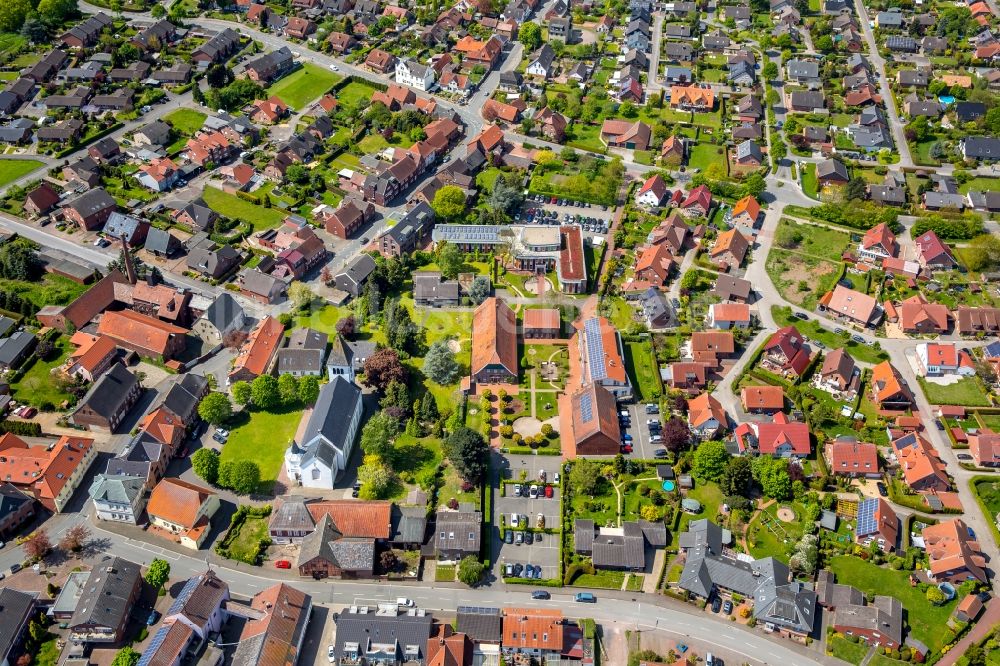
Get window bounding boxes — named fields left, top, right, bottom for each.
left=440, top=531, right=446, bottom=539
left=469, top=532, right=475, bottom=540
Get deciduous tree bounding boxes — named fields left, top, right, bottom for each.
left=231, top=381, right=252, bottom=406
left=360, top=411, right=400, bottom=461
left=444, top=427, right=488, bottom=484
left=144, top=558, right=170, bottom=590
left=59, top=524, right=90, bottom=553
left=191, top=448, right=220, bottom=484
left=431, top=185, right=467, bottom=221
left=692, top=440, right=730, bottom=481
left=457, top=556, right=485, bottom=586
left=198, top=392, right=232, bottom=426
left=250, top=375, right=281, bottom=411
left=362, top=348, right=408, bottom=390
left=24, top=530, right=51, bottom=561
left=298, top=375, right=320, bottom=405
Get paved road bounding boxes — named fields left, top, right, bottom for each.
left=851, top=0, right=914, bottom=167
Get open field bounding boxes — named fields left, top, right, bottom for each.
left=0, top=159, right=44, bottom=188
left=267, top=64, right=341, bottom=109
left=337, top=80, right=381, bottom=107
left=162, top=108, right=207, bottom=135
left=774, top=218, right=851, bottom=261
left=219, top=408, right=303, bottom=491
left=765, top=249, right=842, bottom=310
left=201, top=187, right=286, bottom=232
left=918, top=376, right=991, bottom=407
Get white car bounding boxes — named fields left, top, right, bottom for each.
left=513, top=484, right=522, bottom=497
left=328, top=646, right=335, bottom=663
left=554, top=472, right=560, bottom=483
left=216, top=428, right=230, bottom=437
left=510, top=513, right=520, bottom=527
left=529, top=485, right=539, bottom=498
left=396, top=597, right=414, bottom=607
left=330, top=64, right=340, bottom=71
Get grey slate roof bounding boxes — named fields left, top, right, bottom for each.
left=963, top=136, right=1000, bottom=159
left=815, top=570, right=864, bottom=607
left=456, top=606, right=503, bottom=643
left=88, top=474, right=144, bottom=505
left=390, top=505, right=426, bottom=544
left=269, top=496, right=315, bottom=533
left=0, top=588, right=35, bottom=662
left=736, top=140, right=762, bottom=162
left=435, top=510, right=482, bottom=555
left=336, top=253, right=376, bottom=289
left=334, top=608, right=433, bottom=663
left=76, top=364, right=139, bottom=421
left=786, top=59, right=819, bottom=79
left=69, top=557, right=141, bottom=632
left=103, top=211, right=144, bottom=240
left=0, top=481, right=31, bottom=523
left=0, top=330, right=35, bottom=368
left=574, top=518, right=595, bottom=552
left=300, top=376, right=362, bottom=460
left=151, top=374, right=208, bottom=425
left=165, top=570, right=229, bottom=634
left=202, top=293, right=244, bottom=333
left=65, top=188, right=116, bottom=218
left=144, top=227, right=182, bottom=256
left=817, top=158, right=849, bottom=181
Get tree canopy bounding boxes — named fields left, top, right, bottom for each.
left=444, top=427, right=489, bottom=484
left=692, top=440, right=730, bottom=482
left=423, top=339, right=460, bottom=385
left=198, top=392, right=232, bottom=426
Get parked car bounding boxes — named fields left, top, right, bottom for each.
left=957, top=453, right=973, bottom=461
left=544, top=485, right=554, bottom=498
left=876, top=481, right=888, bottom=497
left=513, top=484, right=522, bottom=497
left=524, top=532, right=533, bottom=545
left=146, top=610, right=161, bottom=626
left=645, top=403, right=659, bottom=414
left=513, top=563, right=523, bottom=577
left=505, top=563, right=514, bottom=576
left=793, top=312, right=808, bottom=320
left=515, top=532, right=523, bottom=545
left=510, top=513, right=520, bottom=528
left=621, top=445, right=633, bottom=454
left=536, top=513, right=545, bottom=528
left=9, top=563, right=20, bottom=574
left=216, top=428, right=230, bottom=438
left=212, top=432, right=227, bottom=444
left=711, top=596, right=722, bottom=613
left=529, top=485, right=539, bottom=499
left=397, top=598, right=414, bottom=607
left=723, top=600, right=733, bottom=615
left=504, top=530, right=513, bottom=544
left=275, top=560, right=291, bottom=569
left=653, top=448, right=668, bottom=458
left=328, top=645, right=336, bottom=663
left=575, top=592, right=597, bottom=603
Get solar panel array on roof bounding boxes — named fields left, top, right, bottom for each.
left=143, top=625, right=171, bottom=658
left=457, top=606, right=501, bottom=615
left=855, top=498, right=877, bottom=537
left=580, top=393, right=593, bottom=423
left=167, top=576, right=199, bottom=615
left=986, top=341, right=1000, bottom=358
left=432, top=225, right=503, bottom=243
left=584, top=318, right=607, bottom=381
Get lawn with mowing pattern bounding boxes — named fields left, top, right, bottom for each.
left=201, top=186, right=286, bottom=232
left=223, top=515, right=270, bottom=563
left=0, top=158, right=44, bottom=188
left=624, top=339, right=660, bottom=401
left=219, top=408, right=303, bottom=491
left=267, top=64, right=342, bottom=109
left=337, top=80, right=381, bottom=107
left=163, top=108, right=208, bottom=135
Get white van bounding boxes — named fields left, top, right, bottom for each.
left=396, top=598, right=414, bottom=607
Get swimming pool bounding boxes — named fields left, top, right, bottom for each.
left=662, top=480, right=676, bottom=491
left=939, top=95, right=956, bottom=105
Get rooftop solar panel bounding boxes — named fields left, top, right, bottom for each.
left=855, top=498, right=877, bottom=537
left=584, top=318, right=607, bottom=381
left=580, top=393, right=593, bottom=422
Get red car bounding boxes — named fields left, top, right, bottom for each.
left=621, top=445, right=633, bottom=454
left=544, top=485, right=554, bottom=498
left=275, top=560, right=291, bottom=569
left=21, top=407, right=36, bottom=419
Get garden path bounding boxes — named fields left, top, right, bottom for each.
left=738, top=498, right=777, bottom=553
left=613, top=475, right=660, bottom=526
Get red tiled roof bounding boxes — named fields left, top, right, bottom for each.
left=231, top=316, right=284, bottom=377
left=472, top=297, right=518, bottom=376
left=304, top=499, right=392, bottom=538
left=828, top=439, right=878, bottom=474
left=97, top=310, right=186, bottom=356
left=147, top=477, right=215, bottom=528
left=741, top=385, right=784, bottom=410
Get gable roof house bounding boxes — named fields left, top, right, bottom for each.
left=62, top=188, right=116, bottom=231
left=333, top=605, right=431, bottom=666
left=147, top=477, right=220, bottom=549
left=573, top=316, right=633, bottom=400
left=859, top=223, right=898, bottom=263
left=229, top=315, right=284, bottom=384
left=826, top=439, right=879, bottom=478
left=0, top=433, right=96, bottom=513
left=231, top=584, right=313, bottom=666
left=564, top=382, right=621, bottom=457
left=762, top=326, right=812, bottom=378
left=677, top=520, right=816, bottom=637
left=435, top=509, right=482, bottom=560
left=922, top=518, right=988, bottom=584
left=709, top=228, right=749, bottom=269
left=870, top=361, right=913, bottom=411
left=67, top=557, right=142, bottom=646
left=71, top=364, right=142, bottom=433
left=817, top=347, right=858, bottom=394
left=334, top=253, right=377, bottom=299
left=285, top=377, right=364, bottom=489
left=893, top=432, right=949, bottom=492
left=573, top=519, right=666, bottom=570
left=687, top=392, right=727, bottom=439
left=914, top=230, right=957, bottom=269
left=471, top=297, right=518, bottom=384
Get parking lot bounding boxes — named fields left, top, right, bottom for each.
left=494, top=455, right=563, bottom=580
left=621, top=403, right=667, bottom=461
left=517, top=195, right=615, bottom=235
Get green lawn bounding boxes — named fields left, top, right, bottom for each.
left=219, top=408, right=303, bottom=491
left=973, top=478, right=1000, bottom=517
left=771, top=306, right=888, bottom=364
left=918, top=376, right=991, bottom=407
left=435, top=564, right=456, bottom=581
left=0, top=158, right=44, bottom=188
left=674, top=482, right=724, bottom=543
left=267, top=64, right=341, bottom=109
left=222, top=515, right=270, bottom=564
left=623, top=339, right=660, bottom=401
left=201, top=186, right=286, bottom=232
left=0, top=32, right=26, bottom=56
left=978, top=413, right=1000, bottom=433
left=476, top=167, right=504, bottom=192
left=828, top=635, right=869, bottom=665
left=162, top=108, right=207, bottom=136
left=774, top=218, right=851, bottom=261
left=566, top=123, right=607, bottom=153
left=828, top=555, right=958, bottom=653
left=747, top=501, right=809, bottom=561
left=11, top=335, right=74, bottom=409
left=957, top=176, right=1000, bottom=194
left=687, top=143, right=725, bottom=172
left=0, top=274, right=88, bottom=312
left=574, top=569, right=626, bottom=588
left=337, top=80, right=380, bottom=107
left=801, top=162, right=818, bottom=199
